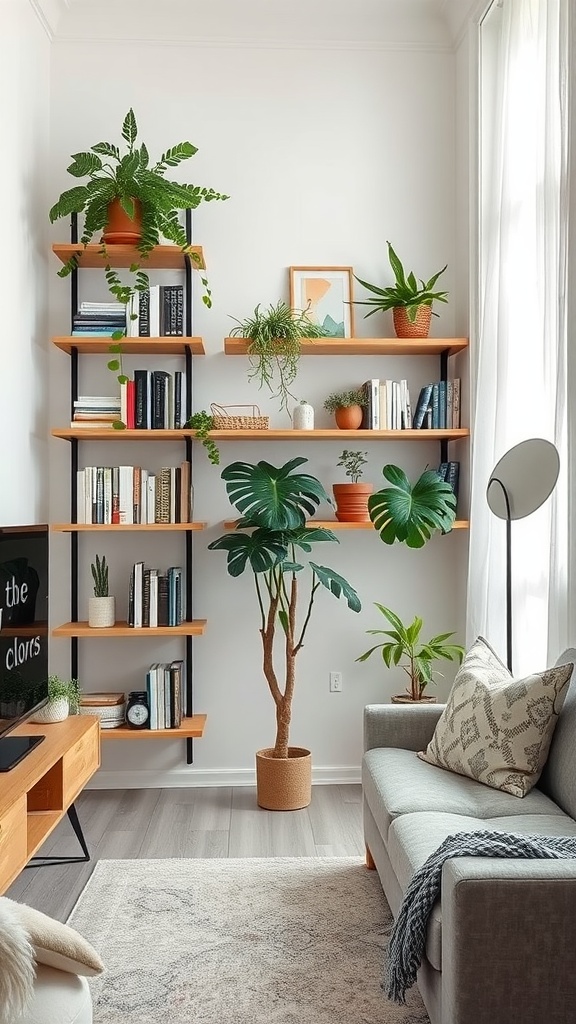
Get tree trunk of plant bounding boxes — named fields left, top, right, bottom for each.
left=259, top=570, right=299, bottom=760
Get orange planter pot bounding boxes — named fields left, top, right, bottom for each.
left=393, top=305, right=433, bottom=339
left=333, top=482, right=374, bottom=522
left=101, top=197, right=143, bottom=245
left=334, top=404, right=363, bottom=430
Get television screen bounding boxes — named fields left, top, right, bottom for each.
left=0, top=525, right=49, bottom=737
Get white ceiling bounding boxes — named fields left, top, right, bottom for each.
left=32, top=0, right=482, bottom=48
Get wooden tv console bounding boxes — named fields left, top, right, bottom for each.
left=0, top=716, right=100, bottom=894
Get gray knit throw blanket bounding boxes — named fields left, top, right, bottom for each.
left=387, top=830, right=576, bottom=1003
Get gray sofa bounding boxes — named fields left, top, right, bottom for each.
left=362, top=648, right=576, bottom=1024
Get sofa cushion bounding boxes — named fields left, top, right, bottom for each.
left=388, top=810, right=576, bottom=971
left=418, top=636, right=573, bottom=797
left=362, top=747, right=564, bottom=841
left=539, top=649, right=576, bottom=818
left=0, top=899, right=104, bottom=977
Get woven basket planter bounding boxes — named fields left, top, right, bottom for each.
left=393, top=305, right=432, bottom=339
left=30, top=697, right=69, bottom=724
left=211, top=403, right=269, bottom=430
left=391, top=694, right=437, bottom=704
left=255, top=746, right=312, bottom=810
left=88, top=596, right=116, bottom=628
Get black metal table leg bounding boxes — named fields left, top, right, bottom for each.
left=25, top=802, right=91, bottom=868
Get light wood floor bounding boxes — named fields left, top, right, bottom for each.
left=6, top=784, right=364, bottom=921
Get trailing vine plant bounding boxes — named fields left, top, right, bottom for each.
left=186, top=411, right=220, bottom=465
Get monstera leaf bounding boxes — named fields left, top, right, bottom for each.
left=221, top=458, right=331, bottom=530
left=207, top=530, right=288, bottom=577
left=309, top=564, right=361, bottom=613
left=368, top=466, right=456, bottom=549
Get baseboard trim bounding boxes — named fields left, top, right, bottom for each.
left=87, top=765, right=361, bottom=790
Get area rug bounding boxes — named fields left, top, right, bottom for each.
left=68, top=857, right=429, bottom=1024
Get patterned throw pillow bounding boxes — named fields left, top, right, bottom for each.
left=418, top=636, right=573, bottom=797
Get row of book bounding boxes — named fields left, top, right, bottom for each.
left=128, top=286, right=184, bottom=337
left=76, top=464, right=193, bottom=524
left=413, top=380, right=461, bottom=430
left=72, top=301, right=126, bottom=337
left=128, top=563, right=184, bottom=628
left=72, top=395, right=121, bottom=428
left=121, top=370, right=188, bottom=430
left=146, top=660, right=185, bottom=729
left=361, top=378, right=461, bottom=430
left=438, top=461, right=460, bottom=501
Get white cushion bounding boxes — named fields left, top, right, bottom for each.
left=19, top=965, right=92, bottom=1024
left=0, top=898, right=103, bottom=977
left=419, top=636, right=573, bottom=797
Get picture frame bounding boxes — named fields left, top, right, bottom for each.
left=289, top=266, right=354, bottom=339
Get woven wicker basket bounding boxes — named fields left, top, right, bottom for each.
left=255, top=747, right=312, bottom=810
left=210, top=403, right=269, bottom=430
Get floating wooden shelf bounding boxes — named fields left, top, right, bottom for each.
left=51, top=523, right=207, bottom=533
left=206, top=428, right=470, bottom=442
left=52, top=243, right=204, bottom=271
left=101, top=715, right=207, bottom=741
left=52, top=620, right=207, bottom=638
left=224, top=519, right=469, bottom=531
left=52, top=428, right=190, bottom=441
left=52, top=337, right=205, bottom=356
left=224, top=337, right=469, bottom=356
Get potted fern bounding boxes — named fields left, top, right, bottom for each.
left=357, top=605, right=464, bottom=703
left=229, top=302, right=329, bottom=414
left=355, top=242, right=448, bottom=338
left=31, top=676, right=81, bottom=724
left=88, top=554, right=115, bottom=628
left=49, top=108, right=229, bottom=281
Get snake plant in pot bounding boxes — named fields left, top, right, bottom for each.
left=208, top=457, right=361, bottom=810
left=355, top=242, right=448, bottom=338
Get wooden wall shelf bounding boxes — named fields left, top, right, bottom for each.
left=224, top=337, right=469, bottom=357
left=52, top=620, right=208, bottom=638
left=223, top=519, right=469, bottom=531
left=53, top=428, right=191, bottom=441
left=52, top=337, right=205, bottom=356
left=51, top=523, right=207, bottom=533
left=52, top=243, right=204, bottom=271
left=101, top=715, right=207, bottom=741
left=53, top=427, right=470, bottom=442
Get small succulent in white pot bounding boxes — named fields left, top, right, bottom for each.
left=31, top=675, right=81, bottom=723
left=88, top=554, right=115, bottom=628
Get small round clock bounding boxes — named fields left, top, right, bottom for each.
left=126, top=691, right=150, bottom=729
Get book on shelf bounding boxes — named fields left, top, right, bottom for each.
left=133, top=285, right=184, bottom=337
left=437, top=460, right=460, bottom=505
left=146, top=659, right=184, bottom=729
left=119, top=371, right=187, bottom=430
left=72, top=301, right=126, bottom=337
left=75, top=462, right=193, bottom=524
left=412, top=379, right=461, bottom=430
left=128, top=562, right=184, bottom=629
left=362, top=379, right=412, bottom=430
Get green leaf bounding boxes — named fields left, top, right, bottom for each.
left=121, top=108, right=138, bottom=148
left=117, top=374, right=129, bottom=385
left=91, top=142, right=121, bottom=160
left=107, top=359, right=120, bottom=371
left=112, top=420, right=126, bottom=430
left=207, top=530, right=287, bottom=577
left=387, top=242, right=407, bottom=289
left=139, top=143, right=149, bottom=169
left=309, top=563, right=361, bottom=612
left=48, top=186, right=89, bottom=222
left=67, top=152, right=103, bottom=177
left=155, top=142, right=198, bottom=169
left=278, top=609, right=290, bottom=636
left=108, top=344, right=123, bottom=353
left=221, top=458, right=331, bottom=531
left=369, top=466, right=456, bottom=548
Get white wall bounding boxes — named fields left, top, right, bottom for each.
left=0, top=0, right=50, bottom=527
left=48, top=20, right=468, bottom=787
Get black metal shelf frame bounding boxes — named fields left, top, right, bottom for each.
left=66, top=210, right=197, bottom=765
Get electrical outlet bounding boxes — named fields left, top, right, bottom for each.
left=329, top=671, right=343, bottom=693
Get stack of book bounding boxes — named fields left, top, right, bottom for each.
left=76, top=463, right=193, bottom=525
left=78, top=692, right=126, bottom=729
left=438, top=461, right=460, bottom=503
left=72, top=396, right=121, bottom=429
left=361, top=379, right=412, bottom=430
left=120, top=370, right=187, bottom=429
left=412, top=379, right=461, bottom=429
left=72, top=301, right=127, bottom=337
left=128, top=285, right=184, bottom=337
left=128, top=563, right=184, bottom=628
left=146, top=660, right=185, bottom=729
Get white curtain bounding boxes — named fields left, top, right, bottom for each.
left=467, top=0, right=569, bottom=673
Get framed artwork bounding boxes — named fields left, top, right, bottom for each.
left=289, top=266, right=354, bottom=339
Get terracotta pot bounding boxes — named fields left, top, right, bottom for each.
left=255, top=746, right=312, bottom=810
left=393, top=305, right=433, bottom=339
left=332, top=482, right=373, bottom=523
left=391, top=694, right=437, bottom=704
left=101, top=197, right=143, bottom=245
left=334, top=404, right=363, bottom=430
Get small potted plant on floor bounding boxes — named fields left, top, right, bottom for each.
left=229, top=301, right=329, bottom=414
left=31, top=675, right=81, bottom=723
left=208, top=457, right=361, bottom=810
left=356, top=605, right=464, bottom=703
left=333, top=450, right=373, bottom=522
left=323, top=388, right=367, bottom=429
left=88, top=554, right=115, bottom=628
left=354, top=242, right=448, bottom=338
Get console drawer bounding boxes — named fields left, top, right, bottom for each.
left=62, top=721, right=100, bottom=805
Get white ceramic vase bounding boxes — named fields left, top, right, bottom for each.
left=293, top=401, right=314, bottom=430
left=88, top=596, right=115, bottom=628
left=30, top=697, right=69, bottom=724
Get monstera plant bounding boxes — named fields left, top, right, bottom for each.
left=369, top=466, right=457, bottom=547
left=208, top=457, right=361, bottom=811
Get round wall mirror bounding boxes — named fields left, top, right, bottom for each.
left=486, top=438, right=560, bottom=521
